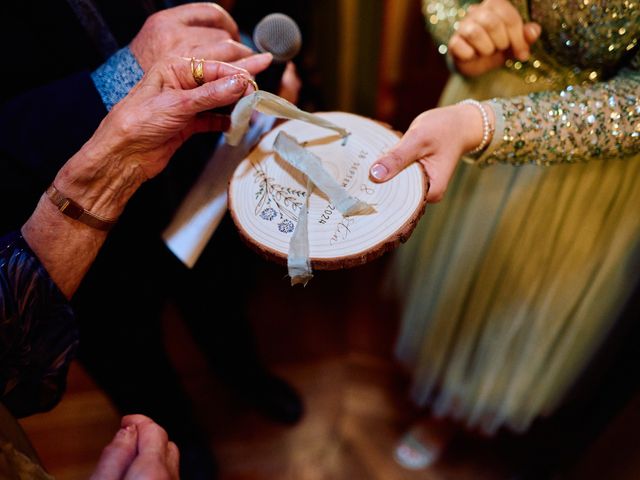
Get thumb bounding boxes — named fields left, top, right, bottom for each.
left=90, top=426, right=138, bottom=480
left=524, top=22, right=541, bottom=44
left=370, top=134, right=426, bottom=183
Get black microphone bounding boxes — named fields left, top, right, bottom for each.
left=252, top=13, right=302, bottom=94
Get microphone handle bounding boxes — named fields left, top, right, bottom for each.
left=255, top=60, right=287, bottom=94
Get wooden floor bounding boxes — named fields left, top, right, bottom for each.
left=17, top=255, right=640, bottom=479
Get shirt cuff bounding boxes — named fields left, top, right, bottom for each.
left=90, top=47, right=144, bottom=111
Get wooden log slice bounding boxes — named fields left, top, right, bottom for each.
left=228, top=112, right=428, bottom=270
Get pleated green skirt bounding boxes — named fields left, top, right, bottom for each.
left=393, top=69, right=640, bottom=434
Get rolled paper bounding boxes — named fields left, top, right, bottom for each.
left=225, top=91, right=350, bottom=146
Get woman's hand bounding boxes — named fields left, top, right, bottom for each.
left=23, top=55, right=263, bottom=298
left=92, top=57, right=260, bottom=181
left=130, top=3, right=260, bottom=72
left=90, top=415, right=180, bottom=480
left=54, top=55, right=263, bottom=221
left=449, top=0, right=541, bottom=77
left=369, top=102, right=494, bottom=202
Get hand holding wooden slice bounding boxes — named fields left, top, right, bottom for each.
left=228, top=112, right=428, bottom=270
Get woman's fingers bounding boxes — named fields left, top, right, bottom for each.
left=170, top=2, right=239, bottom=39
left=188, top=112, right=232, bottom=135
left=369, top=127, right=429, bottom=183
left=231, top=52, right=273, bottom=76
left=419, top=154, right=458, bottom=203
left=186, top=74, right=251, bottom=113
left=121, top=414, right=155, bottom=427
left=167, top=442, right=180, bottom=479
left=456, top=19, right=496, bottom=56
left=189, top=35, right=255, bottom=63
left=187, top=25, right=233, bottom=44
left=367, top=106, right=474, bottom=203
left=369, top=140, right=452, bottom=204
left=176, top=56, right=268, bottom=90
left=450, top=0, right=540, bottom=66
left=494, top=3, right=530, bottom=60
left=524, top=22, right=542, bottom=44
left=136, top=421, right=169, bottom=458
left=449, top=35, right=477, bottom=61
left=472, top=8, right=510, bottom=51
left=177, top=57, right=250, bottom=89
left=90, top=425, right=138, bottom=480
left=456, top=50, right=507, bottom=76
left=120, top=417, right=179, bottom=480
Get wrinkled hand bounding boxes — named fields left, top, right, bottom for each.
left=90, top=415, right=179, bottom=480
left=369, top=103, right=492, bottom=202
left=87, top=56, right=260, bottom=183
left=130, top=2, right=270, bottom=75
left=449, top=0, right=541, bottom=77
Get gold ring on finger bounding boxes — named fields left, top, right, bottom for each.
left=190, top=57, right=206, bottom=86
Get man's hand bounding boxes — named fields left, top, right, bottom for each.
left=448, top=0, right=541, bottom=77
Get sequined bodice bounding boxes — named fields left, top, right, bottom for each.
left=530, top=0, right=639, bottom=72
left=426, top=0, right=640, bottom=84
left=423, top=0, right=640, bottom=165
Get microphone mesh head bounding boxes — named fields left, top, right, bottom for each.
left=253, top=13, right=302, bottom=62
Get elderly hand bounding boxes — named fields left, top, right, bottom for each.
left=90, top=415, right=179, bottom=480
left=54, top=56, right=258, bottom=220
left=130, top=3, right=270, bottom=75
left=449, top=0, right=541, bottom=77
left=369, top=102, right=494, bottom=202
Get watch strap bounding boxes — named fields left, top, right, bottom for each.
left=45, top=184, right=117, bottom=231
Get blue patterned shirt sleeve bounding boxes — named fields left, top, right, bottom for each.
left=91, top=46, right=144, bottom=111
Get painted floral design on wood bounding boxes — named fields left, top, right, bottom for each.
left=254, top=164, right=306, bottom=234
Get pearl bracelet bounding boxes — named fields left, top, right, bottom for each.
left=458, top=99, right=494, bottom=156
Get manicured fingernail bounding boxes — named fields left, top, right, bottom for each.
left=527, top=23, right=541, bottom=39
left=227, top=74, right=247, bottom=90
left=370, top=163, right=389, bottom=181
left=394, top=433, right=438, bottom=470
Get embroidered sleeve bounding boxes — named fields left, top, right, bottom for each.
left=478, top=53, right=640, bottom=166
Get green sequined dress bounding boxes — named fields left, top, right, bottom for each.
left=394, top=0, right=640, bottom=434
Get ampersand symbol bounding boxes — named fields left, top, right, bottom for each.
left=361, top=184, right=375, bottom=195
